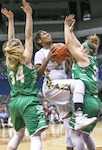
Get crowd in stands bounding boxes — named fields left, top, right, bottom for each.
left=43, top=101, right=63, bottom=124
left=0, top=104, right=13, bottom=128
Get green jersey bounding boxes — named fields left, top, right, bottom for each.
left=7, top=63, right=39, bottom=97
left=72, top=56, right=99, bottom=95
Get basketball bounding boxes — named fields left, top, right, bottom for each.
left=51, top=43, right=68, bottom=62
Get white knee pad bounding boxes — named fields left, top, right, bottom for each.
left=71, top=79, right=85, bottom=95
left=75, top=80, right=85, bottom=94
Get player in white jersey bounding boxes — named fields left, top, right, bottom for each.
left=34, top=30, right=96, bottom=128
left=34, top=30, right=96, bottom=150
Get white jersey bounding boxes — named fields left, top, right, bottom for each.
left=34, top=48, right=71, bottom=105
left=34, top=48, right=67, bottom=82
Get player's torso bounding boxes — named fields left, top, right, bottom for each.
left=35, top=48, right=67, bottom=81
left=72, top=56, right=98, bottom=94
left=7, top=63, right=39, bottom=97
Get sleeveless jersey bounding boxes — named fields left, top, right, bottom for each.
left=72, top=55, right=99, bottom=95
left=7, top=63, right=39, bottom=97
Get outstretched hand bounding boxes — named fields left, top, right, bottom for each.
left=69, top=19, right=75, bottom=33
left=65, top=14, right=75, bottom=27
left=1, top=8, right=14, bottom=20
left=21, top=0, right=32, bottom=14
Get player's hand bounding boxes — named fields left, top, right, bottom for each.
left=70, top=19, right=75, bottom=33
left=46, top=46, right=57, bottom=61
left=21, top=0, right=32, bottom=14
left=1, top=8, right=14, bottom=20
left=65, top=14, right=75, bottom=27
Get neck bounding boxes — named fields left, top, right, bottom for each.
left=43, top=42, right=52, bottom=49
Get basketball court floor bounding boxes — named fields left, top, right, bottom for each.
left=0, top=121, right=102, bottom=150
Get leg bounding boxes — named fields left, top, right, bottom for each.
left=69, top=80, right=97, bottom=130
left=30, top=135, right=42, bottom=150
left=63, top=118, right=74, bottom=150
left=70, top=130, right=86, bottom=150
left=81, top=131, right=96, bottom=150
left=63, top=116, right=85, bottom=150
left=70, top=79, right=85, bottom=111
left=7, top=128, right=25, bottom=150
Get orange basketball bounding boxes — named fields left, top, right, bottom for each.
left=52, top=43, right=68, bottom=62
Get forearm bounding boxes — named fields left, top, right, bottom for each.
left=36, top=58, right=49, bottom=80
left=71, top=32, right=81, bottom=48
left=64, top=24, right=72, bottom=45
left=25, top=13, right=33, bottom=39
left=8, top=18, right=15, bottom=40
left=1, top=8, right=15, bottom=41
left=66, top=55, right=74, bottom=70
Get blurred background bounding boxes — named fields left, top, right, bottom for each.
left=0, top=0, right=102, bottom=125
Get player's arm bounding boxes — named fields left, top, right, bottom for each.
left=1, top=8, right=15, bottom=40
left=35, top=50, right=55, bottom=81
left=21, top=0, right=33, bottom=66
left=65, top=52, right=74, bottom=70
left=70, top=20, right=81, bottom=48
left=64, top=15, right=88, bottom=63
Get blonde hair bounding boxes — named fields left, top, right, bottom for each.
left=85, top=34, right=100, bottom=55
left=2, top=38, right=25, bottom=69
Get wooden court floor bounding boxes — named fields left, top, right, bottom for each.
left=0, top=121, right=102, bottom=150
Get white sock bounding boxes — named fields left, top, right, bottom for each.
left=75, top=111, right=83, bottom=116
left=8, top=134, right=21, bottom=149
left=30, top=136, right=42, bottom=150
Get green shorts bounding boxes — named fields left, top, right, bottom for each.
left=83, top=94, right=101, bottom=132
left=9, top=95, right=48, bottom=136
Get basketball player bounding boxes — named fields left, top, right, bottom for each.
left=1, top=1, right=51, bottom=150
left=55, top=103, right=96, bottom=150
left=34, top=30, right=97, bottom=149
left=64, top=14, right=101, bottom=133
left=34, top=30, right=96, bottom=131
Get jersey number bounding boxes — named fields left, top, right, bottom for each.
left=9, top=66, right=24, bottom=85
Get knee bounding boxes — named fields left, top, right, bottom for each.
left=77, top=80, right=85, bottom=87
left=76, top=80, right=85, bottom=94
left=16, top=128, right=25, bottom=139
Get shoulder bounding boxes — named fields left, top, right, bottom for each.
left=86, top=55, right=97, bottom=64
left=35, top=48, right=50, bottom=58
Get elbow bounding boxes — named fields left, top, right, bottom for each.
left=36, top=70, right=43, bottom=81
left=36, top=72, right=40, bottom=81
left=65, top=41, right=70, bottom=50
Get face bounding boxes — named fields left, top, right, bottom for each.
left=39, top=31, right=52, bottom=47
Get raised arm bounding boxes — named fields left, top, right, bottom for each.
left=21, top=0, right=33, bottom=65
left=69, top=19, right=81, bottom=48
left=64, top=15, right=87, bottom=63
left=1, top=8, right=15, bottom=40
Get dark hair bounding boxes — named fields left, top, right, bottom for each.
left=34, top=30, right=43, bottom=49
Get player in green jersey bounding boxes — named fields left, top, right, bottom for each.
left=64, top=13, right=101, bottom=134
left=1, top=1, right=54, bottom=150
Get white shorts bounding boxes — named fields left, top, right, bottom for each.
left=42, top=79, right=71, bottom=105
left=42, top=79, right=85, bottom=105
